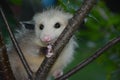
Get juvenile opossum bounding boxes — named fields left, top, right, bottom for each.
left=8, top=9, right=77, bottom=80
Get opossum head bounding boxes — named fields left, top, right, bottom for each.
left=33, top=9, right=72, bottom=47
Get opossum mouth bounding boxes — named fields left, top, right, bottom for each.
left=46, top=40, right=55, bottom=45
left=48, top=38, right=58, bottom=44
left=40, top=39, right=56, bottom=45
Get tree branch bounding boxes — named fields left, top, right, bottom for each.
left=56, top=36, right=120, bottom=80
left=35, top=0, right=96, bottom=80
left=0, top=31, right=15, bottom=80
left=0, top=7, right=33, bottom=79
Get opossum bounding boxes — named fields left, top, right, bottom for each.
left=8, top=9, right=77, bottom=80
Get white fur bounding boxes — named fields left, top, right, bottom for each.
left=8, top=9, right=77, bottom=80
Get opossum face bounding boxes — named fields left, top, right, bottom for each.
left=33, top=9, right=72, bottom=46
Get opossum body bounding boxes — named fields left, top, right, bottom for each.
left=8, top=9, right=77, bottom=80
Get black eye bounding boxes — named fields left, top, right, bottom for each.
left=54, top=22, right=61, bottom=29
left=39, top=24, right=44, bottom=30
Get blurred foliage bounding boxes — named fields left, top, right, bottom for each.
left=58, top=0, right=83, bottom=13
left=8, top=0, right=22, bottom=5
left=1, top=0, right=120, bottom=80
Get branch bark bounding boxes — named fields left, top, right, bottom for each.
left=35, top=0, right=97, bottom=79
left=0, top=31, right=15, bottom=80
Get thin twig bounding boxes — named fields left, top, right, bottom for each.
left=56, top=36, right=120, bottom=80
left=35, top=0, right=96, bottom=79
left=0, top=7, right=33, bottom=79
left=0, top=31, right=15, bottom=80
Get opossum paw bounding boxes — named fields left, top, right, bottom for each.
left=53, top=70, right=63, bottom=79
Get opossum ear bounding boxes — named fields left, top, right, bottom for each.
left=20, top=21, right=35, bottom=30
left=66, top=13, right=73, bottom=20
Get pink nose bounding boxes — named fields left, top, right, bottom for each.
left=42, top=36, right=51, bottom=42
